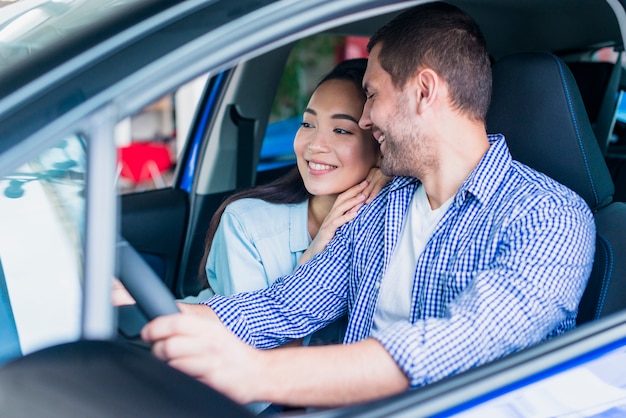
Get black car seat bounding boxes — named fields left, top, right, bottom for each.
left=486, top=52, right=626, bottom=325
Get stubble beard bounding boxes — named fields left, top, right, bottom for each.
left=379, top=99, right=435, bottom=179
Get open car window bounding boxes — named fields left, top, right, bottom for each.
left=115, top=74, right=208, bottom=194
left=0, top=135, right=85, bottom=364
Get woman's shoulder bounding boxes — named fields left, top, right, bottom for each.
left=222, top=198, right=308, bottom=232
left=224, top=198, right=304, bottom=215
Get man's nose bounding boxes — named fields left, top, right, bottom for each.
left=359, top=100, right=372, bottom=130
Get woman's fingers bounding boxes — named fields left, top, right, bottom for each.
left=363, top=167, right=392, bottom=203
left=335, top=180, right=367, bottom=202
left=334, top=181, right=368, bottom=210
left=311, top=172, right=389, bottom=253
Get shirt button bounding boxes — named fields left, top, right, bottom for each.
left=374, top=281, right=381, bottom=289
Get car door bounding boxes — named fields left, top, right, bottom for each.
left=117, top=73, right=219, bottom=296
left=117, top=61, right=284, bottom=300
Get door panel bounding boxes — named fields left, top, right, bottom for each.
left=176, top=191, right=233, bottom=298
left=120, top=188, right=188, bottom=291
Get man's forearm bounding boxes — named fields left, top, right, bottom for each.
left=257, top=338, right=409, bottom=407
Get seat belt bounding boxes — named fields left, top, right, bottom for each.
left=595, top=50, right=622, bottom=154
left=230, top=105, right=257, bottom=189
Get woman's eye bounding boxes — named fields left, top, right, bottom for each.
left=334, top=128, right=352, bottom=135
left=300, top=122, right=313, bottom=129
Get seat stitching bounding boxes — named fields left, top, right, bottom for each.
left=594, top=231, right=613, bottom=319
left=553, top=55, right=600, bottom=206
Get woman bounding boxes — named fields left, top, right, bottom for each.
left=184, top=58, right=387, bottom=303
left=110, top=58, right=385, bottom=414
left=114, top=59, right=387, bottom=315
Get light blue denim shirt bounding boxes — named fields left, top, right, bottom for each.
left=188, top=198, right=310, bottom=415
left=185, top=196, right=348, bottom=344
left=183, top=198, right=309, bottom=304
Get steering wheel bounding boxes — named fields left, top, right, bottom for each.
left=116, top=238, right=179, bottom=332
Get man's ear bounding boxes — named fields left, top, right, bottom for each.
left=413, top=68, right=439, bottom=114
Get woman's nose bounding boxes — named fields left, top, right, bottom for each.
left=307, top=131, right=330, bottom=151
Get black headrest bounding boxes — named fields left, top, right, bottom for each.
left=567, top=61, right=615, bottom=122
left=487, top=52, right=614, bottom=211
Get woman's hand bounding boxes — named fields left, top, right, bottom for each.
left=298, top=168, right=391, bottom=266
left=298, top=181, right=365, bottom=266
left=363, top=166, right=391, bottom=203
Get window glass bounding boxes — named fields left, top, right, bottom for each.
left=115, top=74, right=208, bottom=194
left=453, top=343, right=626, bottom=417
left=610, top=91, right=626, bottom=151
left=589, top=46, right=625, bottom=152
left=0, top=0, right=139, bottom=73
left=0, top=135, right=86, bottom=363
left=258, top=35, right=369, bottom=173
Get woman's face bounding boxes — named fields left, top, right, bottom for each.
left=294, top=79, right=379, bottom=197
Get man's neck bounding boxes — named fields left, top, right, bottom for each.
left=421, top=122, right=490, bottom=209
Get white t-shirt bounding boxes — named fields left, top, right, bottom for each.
left=372, top=185, right=454, bottom=332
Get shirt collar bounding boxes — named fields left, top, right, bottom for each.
left=388, top=176, right=420, bottom=192
left=385, top=134, right=511, bottom=206
left=456, top=133, right=511, bottom=206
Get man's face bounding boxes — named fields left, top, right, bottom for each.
left=360, top=44, right=435, bottom=179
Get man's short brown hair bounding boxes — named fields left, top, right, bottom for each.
left=368, top=2, right=492, bottom=122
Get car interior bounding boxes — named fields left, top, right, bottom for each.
left=119, top=0, right=626, bottom=321
left=2, top=0, right=626, bottom=416
left=102, top=0, right=626, bottom=409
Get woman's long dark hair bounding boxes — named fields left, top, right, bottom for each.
left=198, top=58, right=368, bottom=283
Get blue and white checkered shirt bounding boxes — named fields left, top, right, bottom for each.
left=205, top=134, right=595, bottom=387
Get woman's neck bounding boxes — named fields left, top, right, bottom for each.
left=308, top=195, right=336, bottom=238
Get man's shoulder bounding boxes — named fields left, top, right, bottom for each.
left=372, top=176, right=418, bottom=201
left=511, top=161, right=576, bottom=195
left=348, top=177, right=418, bottom=230
left=507, top=161, right=591, bottom=214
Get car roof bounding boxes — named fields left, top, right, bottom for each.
left=337, top=0, right=624, bottom=60
left=0, top=0, right=624, bottom=172
left=0, top=0, right=282, bottom=167
left=457, top=0, right=623, bottom=59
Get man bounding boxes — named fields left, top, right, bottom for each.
left=141, top=2, right=595, bottom=408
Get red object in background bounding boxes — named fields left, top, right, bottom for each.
left=344, top=36, right=369, bottom=59
left=336, top=36, right=369, bottom=62
left=117, top=142, right=172, bottom=185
